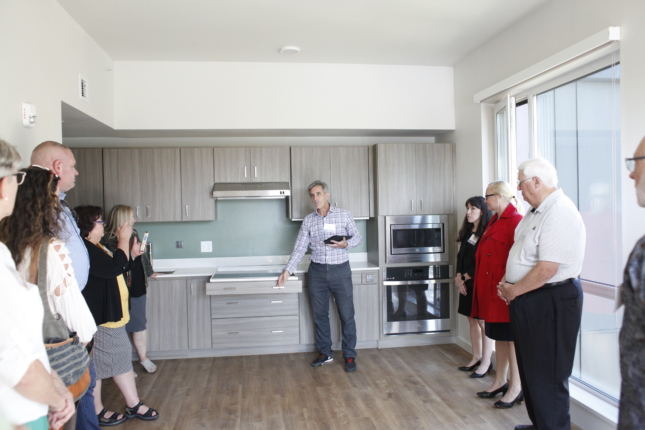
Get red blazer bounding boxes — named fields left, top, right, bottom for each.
left=471, top=203, right=523, bottom=323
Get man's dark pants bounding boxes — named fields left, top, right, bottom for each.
left=76, top=360, right=101, bottom=430
left=308, top=261, right=357, bottom=358
left=510, top=279, right=583, bottom=430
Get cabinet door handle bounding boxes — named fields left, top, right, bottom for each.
left=254, top=166, right=257, bottom=178
left=228, top=332, right=239, bottom=335
left=420, top=200, right=423, bottom=212
left=273, top=286, right=284, bottom=289
left=244, top=166, right=247, bottom=178
left=223, top=287, right=236, bottom=290
left=270, top=300, right=283, bottom=304
left=190, top=284, right=194, bottom=296
left=136, top=206, right=139, bottom=218
left=411, top=199, right=413, bottom=212
left=146, top=206, right=150, bottom=217
left=271, top=330, right=284, bottom=333
left=226, top=302, right=238, bottom=305
left=185, top=205, right=189, bottom=217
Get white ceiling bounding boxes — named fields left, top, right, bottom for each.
left=56, top=0, right=549, bottom=66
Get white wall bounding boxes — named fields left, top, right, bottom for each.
left=114, top=61, right=454, bottom=131
left=450, top=0, right=645, bottom=369
left=0, top=0, right=114, bottom=161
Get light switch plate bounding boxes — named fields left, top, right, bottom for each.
left=176, top=241, right=184, bottom=249
left=201, top=241, right=213, bottom=253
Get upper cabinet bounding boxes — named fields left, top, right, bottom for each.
left=213, top=147, right=290, bottom=183
left=181, top=148, right=215, bottom=221
left=290, top=146, right=370, bottom=220
left=104, top=148, right=209, bottom=222
left=375, top=143, right=454, bottom=216
left=65, top=148, right=104, bottom=209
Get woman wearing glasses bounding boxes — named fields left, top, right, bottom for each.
left=471, top=181, right=524, bottom=408
left=102, top=205, right=161, bottom=374
left=0, top=144, right=75, bottom=430
left=76, top=205, right=159, bottom=425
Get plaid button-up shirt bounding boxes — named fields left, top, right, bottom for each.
left=284, top=205, right=362, bottom=274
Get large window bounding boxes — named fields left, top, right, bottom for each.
left=494, top=62, right=622, bottom=401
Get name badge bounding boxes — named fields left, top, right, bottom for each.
left=467, top=234, right=478, bottom=245
left=323, top=223, right=336, bottom=232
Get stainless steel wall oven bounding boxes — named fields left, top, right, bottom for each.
left=383, top=264, right=452, bottom=335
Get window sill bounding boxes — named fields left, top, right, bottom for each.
left=569, top=379, right=618, bottom=429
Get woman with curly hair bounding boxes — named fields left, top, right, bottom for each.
left=0, top=166, right=97, bottom=345
left=76, top=205, right=159, bottom=425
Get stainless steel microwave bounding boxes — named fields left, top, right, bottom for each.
left=385, top=215, right=449, bottom=263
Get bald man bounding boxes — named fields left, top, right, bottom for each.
left=618, top=136, right=645, bottom=428
left=31, top=141, right=101, bottom=430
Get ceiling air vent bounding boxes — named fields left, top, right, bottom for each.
left=79, top=74, right=89, bottom=102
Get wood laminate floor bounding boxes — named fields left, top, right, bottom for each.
left=94, top=345, right=582, bottom=430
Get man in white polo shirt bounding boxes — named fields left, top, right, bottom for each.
left=497, top=157, right=585, bottom=430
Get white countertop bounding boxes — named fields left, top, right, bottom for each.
left=153, top=253, right=378, bottom=279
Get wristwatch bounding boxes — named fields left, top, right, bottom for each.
left=461, top=275, right=467, bottom=281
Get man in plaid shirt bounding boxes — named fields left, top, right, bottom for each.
left=277, top=180, right=362, bottom=372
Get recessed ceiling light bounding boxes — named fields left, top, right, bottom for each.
left=279, top=46, right=300, bottom=55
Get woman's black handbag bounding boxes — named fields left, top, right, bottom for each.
left=37, top=238, right=91, bottom=402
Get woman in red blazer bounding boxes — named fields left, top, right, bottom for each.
left=471, top=181, right=524, bottom=409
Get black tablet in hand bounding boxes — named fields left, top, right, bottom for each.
left=324, top=235, right=352, bottom=244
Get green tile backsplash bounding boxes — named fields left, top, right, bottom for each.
left=135, top=199, right=367, bottom=259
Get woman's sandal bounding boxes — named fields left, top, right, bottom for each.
left=140, top=358, right=157, bottom=373
left=97, top=408, right=126, bottom=426
left=125, top=401, right=160, bottom=421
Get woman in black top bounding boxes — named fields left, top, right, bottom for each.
left=455, top=196, right=494, bottom=372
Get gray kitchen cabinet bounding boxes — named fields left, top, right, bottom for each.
left=376, top=143, right=454, bottom=215
left=147, top=279, right=189, bottom=352
left=211, top=316, right=300, bottom=348
left=213, top=147, right=290, bottom=183
left=65, top=148, right=103, bottom=209
left=290, top=146, right=370, bottom=220
left=353, top=271, right=379, bottom=342
left=187, top=279, right=212, bottom=350
left=415, top=143, right=454, bottom=215
left=141, top=148, right=182, bottom=222
left=330, top=146, right=370, bottom=218
left=103, top=148, right=142, bottom=219
left=290, top=147, right=331, bottom=220
left=181, top=148, right=215, bottom=221
left=213, top=147, right=250, bottom=183
left=375, top=144, right=418, bottom=215
left=250, top=147, right=290, bottom=182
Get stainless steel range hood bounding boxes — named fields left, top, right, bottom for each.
left=211, top=182, right=291, bottom=200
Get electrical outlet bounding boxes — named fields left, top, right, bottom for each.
left=201, top=241, right=213, bottom=253
left=176, top=241, right=184, bottom=249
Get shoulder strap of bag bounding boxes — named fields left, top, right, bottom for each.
left=36, top=237, right=70, bottom=342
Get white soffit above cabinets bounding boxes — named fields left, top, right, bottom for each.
left=55, top=0, right=549, bottom=66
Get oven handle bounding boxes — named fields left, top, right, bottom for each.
left=383, top=279, right=451, bottom=286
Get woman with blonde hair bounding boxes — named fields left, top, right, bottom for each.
left=471, top=180, right=524, bottom=408
left=103, top=205, right=161, bottom=374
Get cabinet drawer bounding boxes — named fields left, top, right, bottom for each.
left=206, top=279, right=302, bottom=295
left=211, top=294, right=299, bottom=318
left=211, top=316, right=299, bottom=348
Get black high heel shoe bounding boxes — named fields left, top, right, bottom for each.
left=494, top=391, right=524, bottom=409
left=469, top=363, right=493, bottom=378
left=457, top=359, right=481, bottom=372
left=476, top=382, right=509, bottom=398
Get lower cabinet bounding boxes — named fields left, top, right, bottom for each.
left=147, top=279, right=189, bottom=352
left=209, top=293, right=300, bottom=348
left=298, top=270, right=379, bottom=346
left=187, top=279, right=212, bottom=350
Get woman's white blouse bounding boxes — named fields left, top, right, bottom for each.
left=0, top=242, right=50, bottom=425
left=19, top=239, right=97, bottom=343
